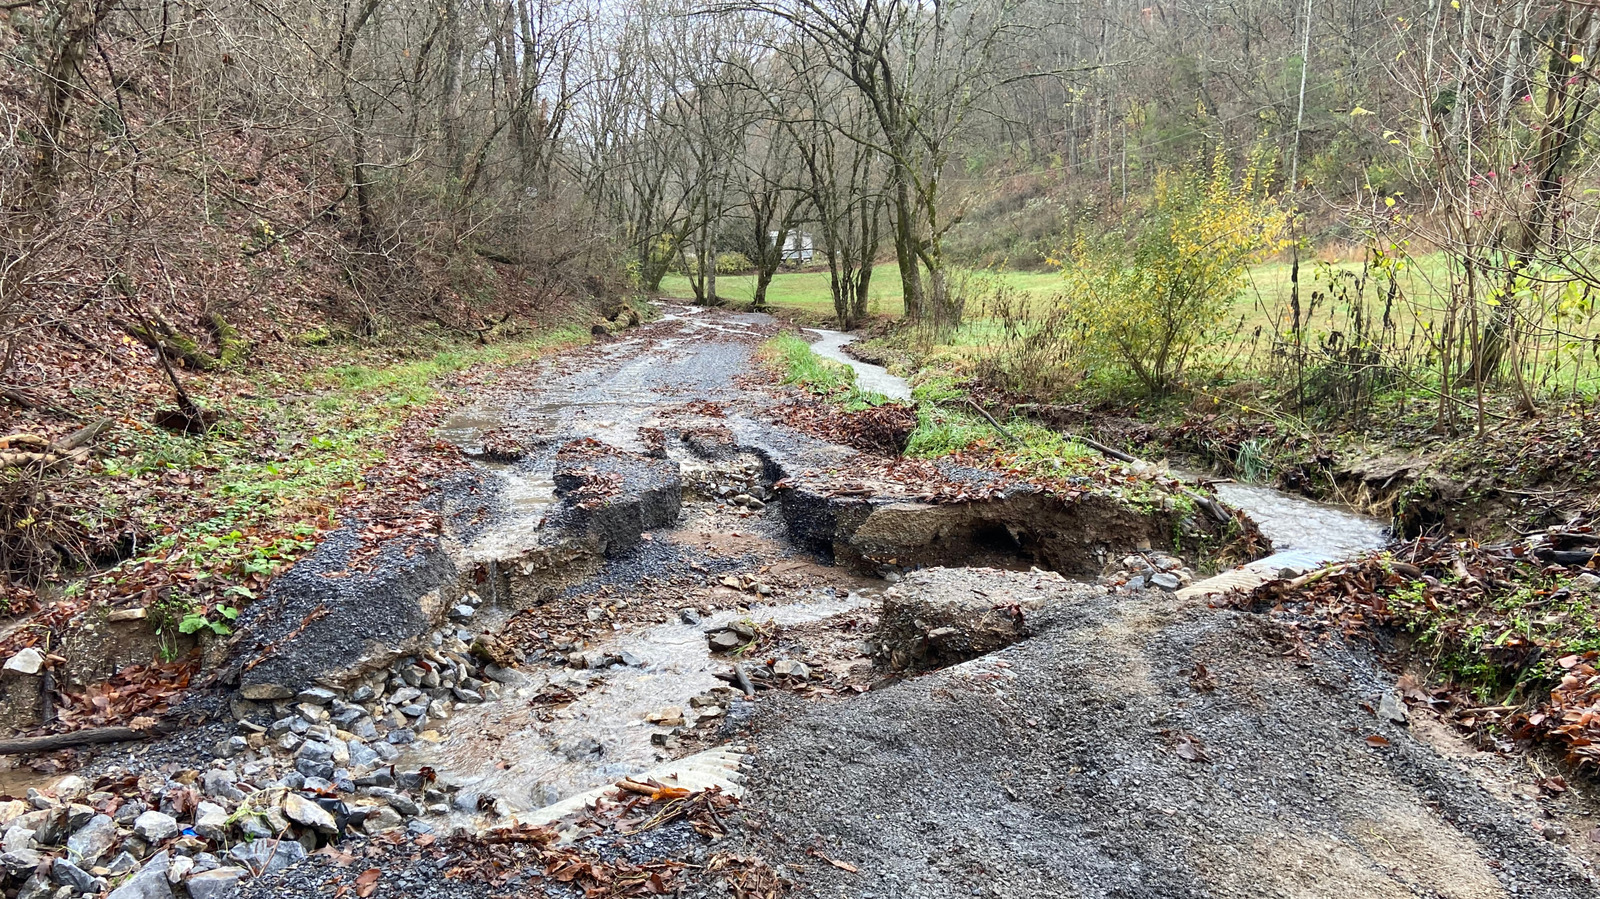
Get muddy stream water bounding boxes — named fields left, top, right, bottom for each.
left=401, top=327, right=1389, bottom=832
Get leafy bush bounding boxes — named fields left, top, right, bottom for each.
left=1055, top=151, right=1289, bottom=395
left=717, top=252, right=753, bottom=274
left=674, top=252, right=756, bottom=276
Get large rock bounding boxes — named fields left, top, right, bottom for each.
left=230, top=837, right=307, bottom=876
left=132, top=810, right=179, bottom=844
left=194, top=803, right=229, bottom=842
left=1, top=848, right=43, bottom=876
left=15, top=806, right=73, bottom=846
left=875, top=567, right=1088, bottom=670
left=3, top=648, right=44, bottom=675
left=66, top=814, right=117, bottom=864
left=0, top=801, right=28, bottom=828
left=185, top=868, right=248, bottom=899
left=282, top=793, right=337, bottom=833
left=50, top=858, right=97, bottom=893
left=108, top=851, right=172, bottom=899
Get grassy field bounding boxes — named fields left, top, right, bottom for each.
left=664, top=255, right=1598, bottom=394
left=659, top=269, right=1071, bottom=318
left=659, top=258, right=1452, bottom=328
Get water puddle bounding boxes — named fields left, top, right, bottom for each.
left=436, top=409, right=504, bottom=456
left=401, top=589, right=872, bottom=828
left=804, top=329, right=913, bottom=402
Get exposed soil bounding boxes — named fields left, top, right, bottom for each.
left=1019, top=398, right=1600, bottom=541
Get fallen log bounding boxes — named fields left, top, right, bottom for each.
left=0, top=720, right=177, bottom=756
left=1073, top=434, right=1136, bottom=463
left=0, top=419, right=111, bottom=471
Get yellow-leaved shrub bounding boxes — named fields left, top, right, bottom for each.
left=1056, top=150, right=1290, bottom=395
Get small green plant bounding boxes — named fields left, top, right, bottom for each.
left=1234, top=438, right=1271, bottom=484
left=179, top=604, right=240, bottom=637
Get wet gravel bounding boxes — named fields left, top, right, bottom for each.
left=725, top=584, right=1598, bottom=898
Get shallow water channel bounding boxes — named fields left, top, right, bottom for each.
left=400, top=590, right=871, bottom=826
left=805, top=329, right=913, bottom=402
left=804, top=333, right=1389, bottom=566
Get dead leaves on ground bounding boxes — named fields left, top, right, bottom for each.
left=774, top=398, right=917, bottom=457
left=51, top=655, right=198, bottom=731
left=708, top=854, right=789, bottom=899
left=1240, top=514, right=1600, bottom=767
left=441, top=785, right=760, bottom=898
left=1157, top=729, right=1210, bottom=762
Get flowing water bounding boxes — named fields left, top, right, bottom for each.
left=1210, top=481, right=1389, bottom=563
left=399, top=590, right=872, bottom=827
left=805, top=329, right=914, bottom=402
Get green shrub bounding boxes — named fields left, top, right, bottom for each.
left=1054, top=150, right=1289, bottom=395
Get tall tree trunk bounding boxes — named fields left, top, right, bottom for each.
left=891, top=167, right=924, bottom=321
left=442, top=0, right=466, bottom=183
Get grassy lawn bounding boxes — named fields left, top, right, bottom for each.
left=659, top=268, right=1065, bottom=319
left=660, top=270, right=906, bottom=316
left=661, top=259, right=1450, bottom=327
left=666, top=255, right=1595, bottom=391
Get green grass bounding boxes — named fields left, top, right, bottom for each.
left=762, top=333, right=857, bottom=393
left=759, top=334, right=896, bottom=409
left=92, top=326, right=588, bottom=613
left=662, top=255, right=1456, bottom=332
left=662, top=271, right=905, bottom=316
left=660, top=268, right=1066, bottom=319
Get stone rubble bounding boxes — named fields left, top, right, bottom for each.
left=1097, top=551, right=1195, bottom=594
left=679, top=458, right=771, bottom=513
left=0, top=607, right=513, bottom=899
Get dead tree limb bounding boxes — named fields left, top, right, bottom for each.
left=0, top=720, right=177, bottom=755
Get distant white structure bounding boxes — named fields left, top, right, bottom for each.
left=769, top=230, right=814, bottom=264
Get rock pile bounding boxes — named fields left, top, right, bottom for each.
left=680, top=458, right=771, bottom=512
left=645, top=685, right=746, bottom=749
left=5, top=597, right=523, bottom=898
left=1098, top=551, right=1194, bottom=594
left=0, top=743, right=459, bottom=899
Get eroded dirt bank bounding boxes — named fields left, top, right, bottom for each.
left=1, top=307, right=1594, bottom=899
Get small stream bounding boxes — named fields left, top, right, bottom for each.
left=805, top=329, right=913, bottom=402
left=1210, top=481, right=1388, bottom=566
left=808, top=335, right=1389, bottom=564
